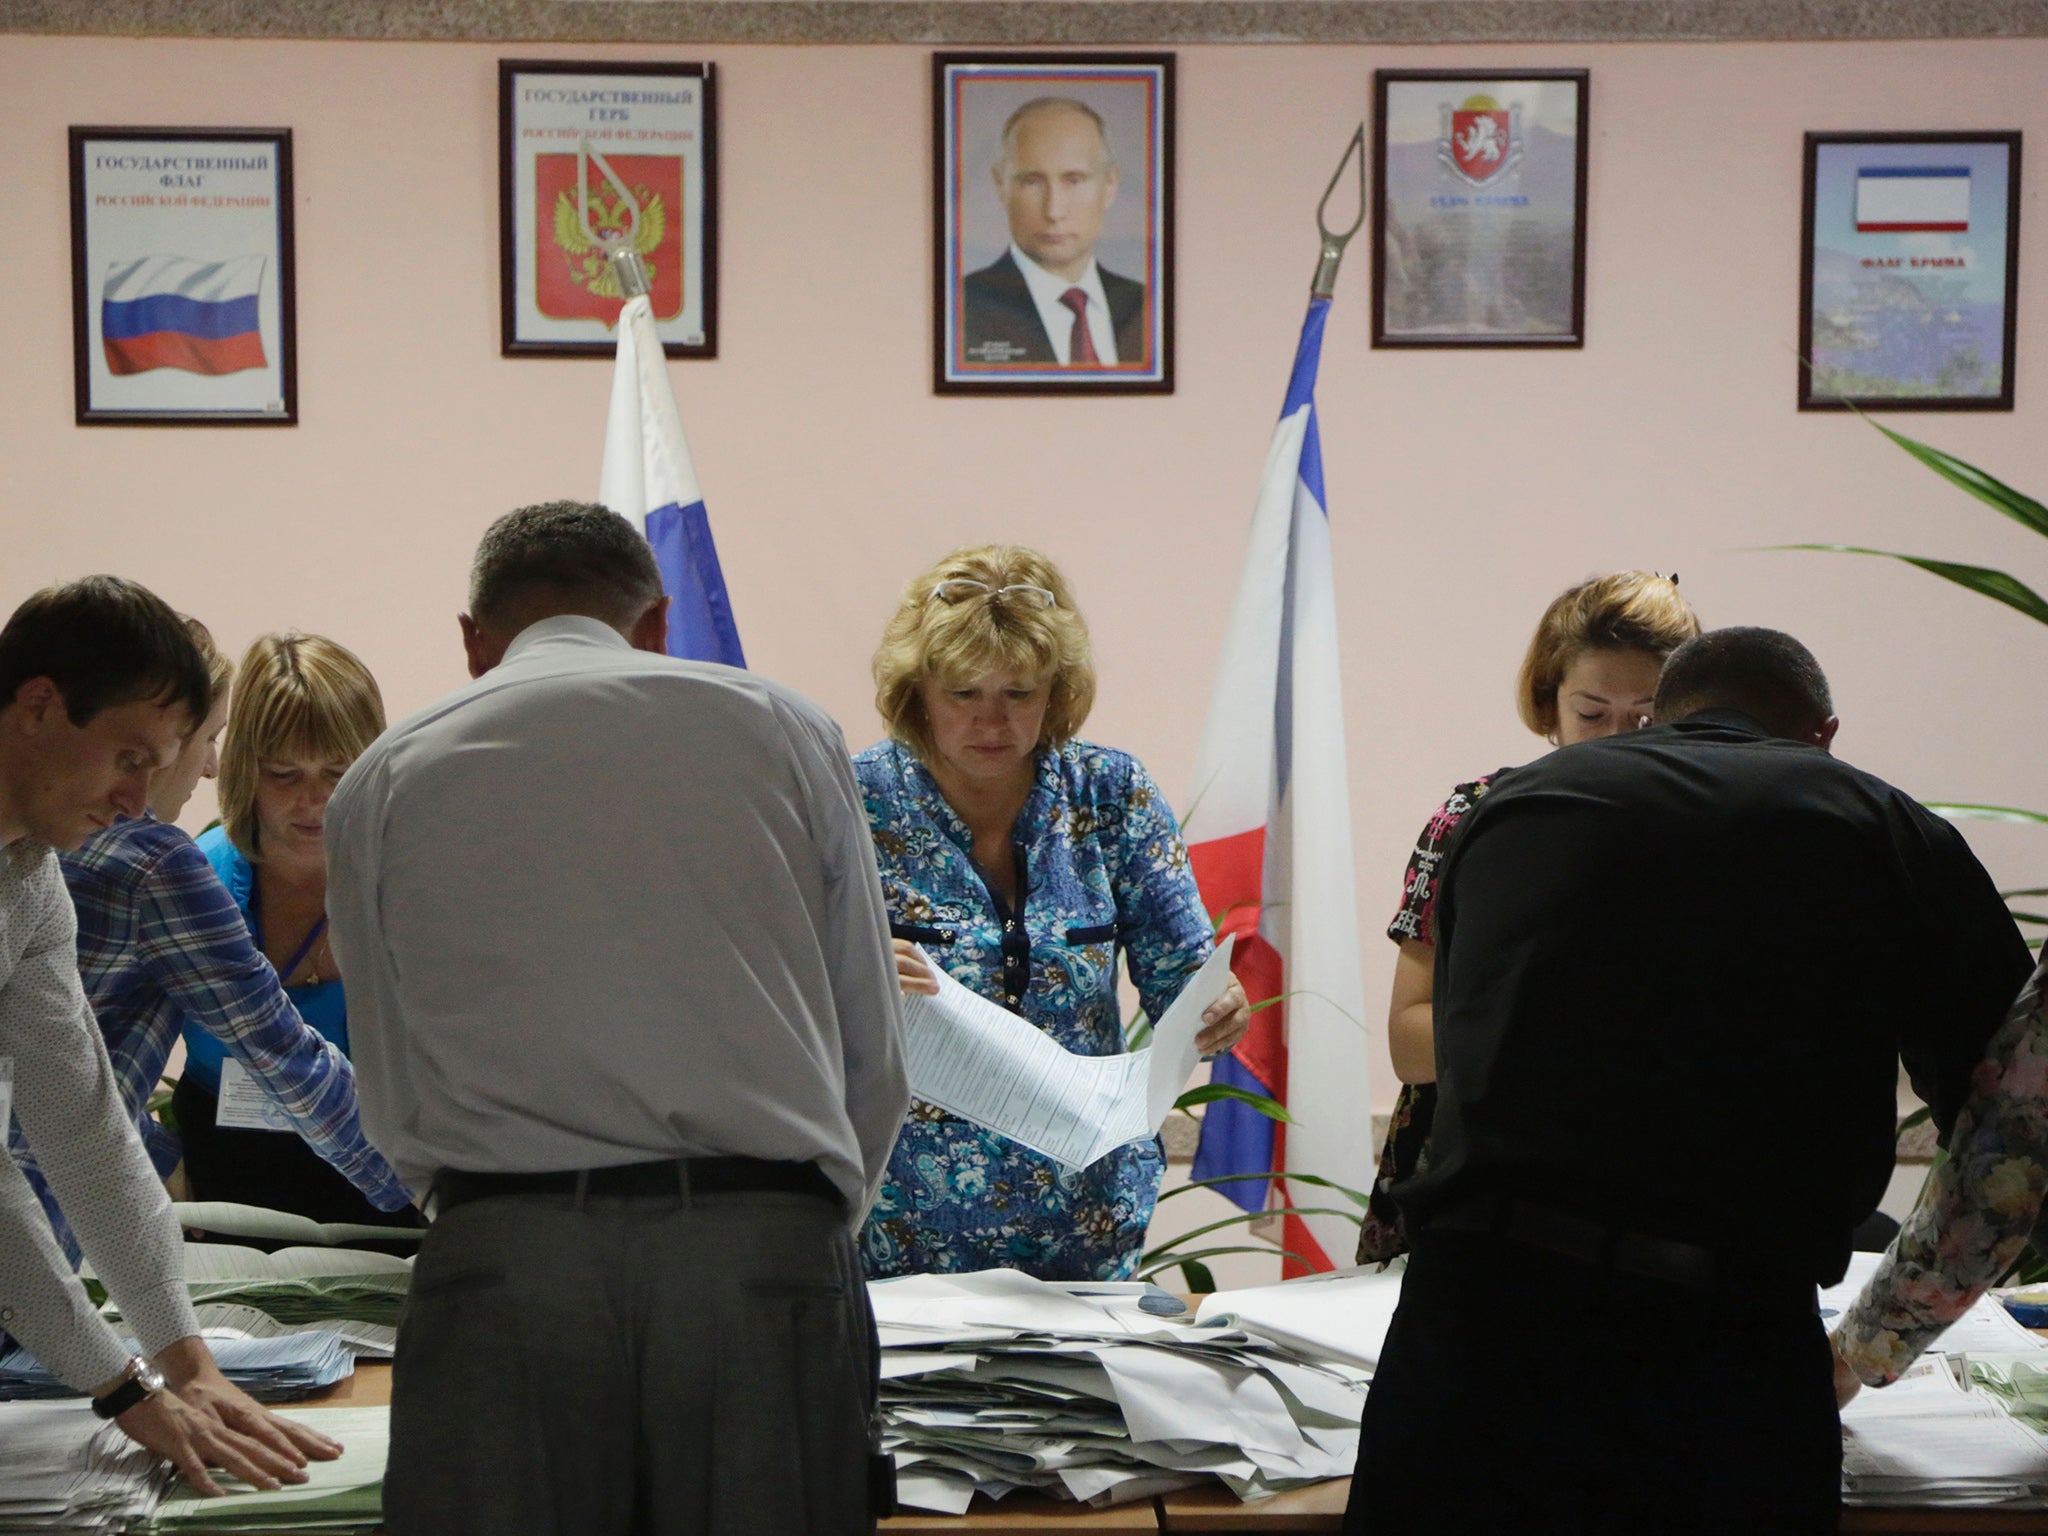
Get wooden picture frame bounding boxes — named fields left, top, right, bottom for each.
left=1372, top=69, right=1589, bottom=349
left=69, top=126, right=297, bottom=425
left=933, top=52, right=1174, bottom=394
left=1798, top=131, right=2021, bottom=411
left=499, top=59, right=719, bottom=358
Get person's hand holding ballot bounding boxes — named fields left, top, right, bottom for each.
left=892, top=938, right=1249, bottom=1054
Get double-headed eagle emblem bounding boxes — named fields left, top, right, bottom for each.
left=551, top=187, right=666, bottom=299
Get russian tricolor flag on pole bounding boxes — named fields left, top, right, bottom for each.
left=1186, top=295, right=1369, bottom=1276
left=1856, top=167, right=1971, bottom=232
left=101, top=256, right=266, bottom=376
left=599, top=292, right=746, bottom=668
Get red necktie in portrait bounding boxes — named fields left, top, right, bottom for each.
left=1060, top=288, right=1100, bottom=366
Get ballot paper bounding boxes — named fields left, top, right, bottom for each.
left=1195, top=1262, right=1407, bottom=1371
left=870, top=1267, right=1368, bottom=1512
left=100, top=1244, right=413, bottom=1335
left=0, top=1400, right=161, bottom=1534
left=193, top=1303, right=397, bottom=1361
left=0, top=1331, right=354, bottom=1404
left=900, top=937, right=1235, bottom=1170
left=150, top=1405, right=388, bottom=1532
left=174, top=1201, right=423, bottom=1248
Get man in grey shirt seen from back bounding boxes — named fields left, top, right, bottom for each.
left=326, top=501, right=910, bottom=1536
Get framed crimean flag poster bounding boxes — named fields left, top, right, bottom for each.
left=69, top=127, right=297, bottom=425
left=1799, top=131, right=2021, bottom=410
left=499, top=60, right=718, bottom=358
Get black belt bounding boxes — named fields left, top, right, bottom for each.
left=1428, top=1197, right=1739, bottom=1293
left=434, top=1157, right=842, bottom=1215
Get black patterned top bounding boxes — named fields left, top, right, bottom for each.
left=1357, top=773, right=1500, bottom=1264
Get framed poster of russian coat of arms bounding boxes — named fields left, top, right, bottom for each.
left=1372, top=70, right=1589, bottom=348
left=68, top=127, right=297, bottom=425
left=498, top=60, right=717, bottom=358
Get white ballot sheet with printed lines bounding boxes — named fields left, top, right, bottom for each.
left=900, top=936, right=1236, bottom=1171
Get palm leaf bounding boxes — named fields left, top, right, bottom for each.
left=1157, top=1258, right=1217, bottom=1291
left=2003, top=889, right=2048, bottom=900
left=1174, top=1083, right=1294, bottom=1121
left=1924, top=803, right=2048, bottom=826
left=1772, top=545, right=2048, bottom=628
left=1135, top=1244, right=1314, bottom=1280
left=1146, top=1205, right=1361, bottom=1257
left=1858, top=414, right=2048, bottom=541
left=1160, top=1170, right=1372, bottom=1210
left=2011, top=912, right=2048, bottom=927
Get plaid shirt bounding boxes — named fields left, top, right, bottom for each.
left=7, top=816, right=410, bottom=1263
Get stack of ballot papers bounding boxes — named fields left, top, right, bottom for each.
left=1194, top=1264, right=1406, bottom=1371
left=1842, top=1356, right=2048, bottom=1508
left=150, top=1406, right=389, bottom=1533
left=870, top=1268, right=1369, bottom=1514
left=0, top=1401, right=162, bottom=1533
left=0, top=1330, right=354, bottom=1404
left=102, top=1244, right=411, bottom=1341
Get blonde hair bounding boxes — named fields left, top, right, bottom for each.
left=218, top=633, right=385, bottom=860
left=183, top=617, right=235, bottom=715
left=873, top=544, right=1095, bottom=760
left=1517, top=572, right=1700, bottom=737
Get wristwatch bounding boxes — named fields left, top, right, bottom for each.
left=90, top=1354, right=167, bottom=1420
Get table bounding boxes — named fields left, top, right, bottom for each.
left=206, top=1364, right=2048, bottom=1535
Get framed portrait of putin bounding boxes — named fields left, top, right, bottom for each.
left=498, top=59, right=718, bottom=358
left=934, top=53, right=1175, bottom=395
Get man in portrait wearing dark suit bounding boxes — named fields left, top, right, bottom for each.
left=961, top=98, right=1147, bottom=369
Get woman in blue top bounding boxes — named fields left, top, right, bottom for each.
left=15, top=620, right=410, bottom=1263
left=857, top=544, right=1250, bottom=1281
left=172, top=632, right=418, bottom=1236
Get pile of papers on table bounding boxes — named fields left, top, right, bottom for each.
left=100, top=1244, right=410, bottom=1347
left=148, top=1406, right=388, bottom=1533
left=0, top=1331, right=354, bottom=1403
left=871, top=1269, right=1370, bottom=1514
left=0, top=1401, right=161, bottom=1533
left=1825, top=1249, right=2048, bottom=1508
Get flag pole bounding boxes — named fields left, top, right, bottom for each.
left=580, top=135, right=654, bottom=300
left=1310, top=125, right=1368, bottom=299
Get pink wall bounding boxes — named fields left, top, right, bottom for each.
left=4, top=35, right=2043, bottom=1126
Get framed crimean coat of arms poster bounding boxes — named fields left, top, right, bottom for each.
left=1372, top=69, right=1589, bottom=348
left=499, top=60, right=718, bottom=357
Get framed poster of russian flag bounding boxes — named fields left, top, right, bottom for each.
left=68, top=128, right=296, bottom=426
left=1800, top=132, right=2021, bottom=411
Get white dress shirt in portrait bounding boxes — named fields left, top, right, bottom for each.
left=1010, top=242, right=1119, bottom=366
left=325, top=616, right=909, bottom=1222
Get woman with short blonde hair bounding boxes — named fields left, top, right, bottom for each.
left=173, top=633, right=417, bottom=1239
left=855, top=544, right=1250, bottom=1281
left=1355, top=571, right=1700, bottom=1265
left=216, top=635, right=384, bottom=861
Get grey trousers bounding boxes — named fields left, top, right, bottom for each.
left=384, top=1185, right=879, bottom=1536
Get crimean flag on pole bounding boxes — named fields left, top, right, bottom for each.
left=599, top=292, right=746, bottom=668
left=1186, top=294, right=1369, bottom=1277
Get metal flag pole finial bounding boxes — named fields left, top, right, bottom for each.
left=578, top=135, right=653, bottom=300
left=1310, top=124, right=1368, bottom=300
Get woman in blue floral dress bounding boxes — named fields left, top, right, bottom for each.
left=856, top=544, right=1250, bottom=1281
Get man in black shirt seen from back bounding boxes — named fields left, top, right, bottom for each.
left=1346, top=627, right=2036, bottom=1536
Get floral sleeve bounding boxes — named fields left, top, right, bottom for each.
left=1110, top=758, right=1214, bottom=1026
left=1838, top=952, right=2048, bottom=1386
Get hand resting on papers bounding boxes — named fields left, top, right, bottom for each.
left=103, top=1335, right=343, bottom=1498
left=892, top=938, right=1252, bottom=1054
